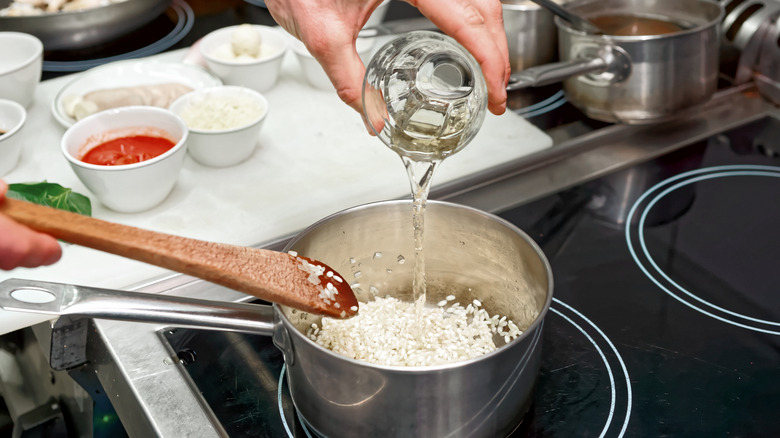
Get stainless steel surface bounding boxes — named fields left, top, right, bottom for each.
left=71, top=277, right=256, bottom=438
left=280, top=200, right=552, bottom=438
left=0, top=0, right=170, bottom=50
left=529, top=0, right=602, bottom=33
left=0, top=279, right=275, bottom=336
left=556, top=0, right=723, bottom=124
left=716, top=0, right=780, bottom=85
left=720, top=0, right=780, bottom=51
left=501, top=0, right=559, bottom=72
left=754, top=14, right=780, bottom=105
left=506, top=44, right=630, bottom=90
left=434, top=84, right=773, bottom=212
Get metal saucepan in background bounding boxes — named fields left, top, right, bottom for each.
left=502, top=0, right=572, bottom=73
left=0, top=200, right=553, bottom=438
left=507, top=0, right=724, bottom=124
left=0, top=0, right=170, bottom=51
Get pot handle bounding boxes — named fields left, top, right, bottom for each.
left=0, top=278, right=276, bottom=336
left=507, top=57, right=607, bottom=91
left=506, top=44, right=631, bottom=91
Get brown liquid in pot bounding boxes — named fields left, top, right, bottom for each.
left=589, top=14, right=684, bottom=36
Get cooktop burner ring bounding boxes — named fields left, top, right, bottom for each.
left=42, top=0, right=194, bottom=73
left=274, top=298, right=633, bottom=438
left=514, top=89, right=568, bottom=119
left=626, top=164, right=780, bottom=336
left=548, top=298, right=633, bottom=438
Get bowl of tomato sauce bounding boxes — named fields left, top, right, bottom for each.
left=61, top=105, right=189, bottom=213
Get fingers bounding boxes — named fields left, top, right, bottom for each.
left=0, top=180, right=62, bottom=270
left=0, top=214, right=62, bottom=270
left=311, top=37, right=370, bottom=116
left=407, top=0, right=510, bottom=115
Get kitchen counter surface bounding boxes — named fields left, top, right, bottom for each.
left=0, top=45, right=553, bottom=333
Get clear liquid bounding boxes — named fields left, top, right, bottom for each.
left=384, top=51, right=476, bottom=161
left=369, top=32, right=485, bottom=337
left=402, top=157, right=440, bottom=332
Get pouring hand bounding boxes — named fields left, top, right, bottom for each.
left=0, top=180, right=62, bottom=270
left=264, top=0, right=510, bottom=128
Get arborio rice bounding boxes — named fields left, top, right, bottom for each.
left=307, top=295, right=523, bottom=367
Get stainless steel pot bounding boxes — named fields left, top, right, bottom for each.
left=0, top=0, right=170, bottom=50
left=507, top=0, right=724, bottom=124
left=279, top=200, right=552, bottom=438
left=502, top=0, right=564, bottom=72
left=0, top=200, right=552, bottom=438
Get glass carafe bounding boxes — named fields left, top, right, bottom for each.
left=362, top=31, right=488, bottom=162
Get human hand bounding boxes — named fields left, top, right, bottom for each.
left=0, top=180, right=62, bottom=270
left=265, top=0, right=510, bottom=125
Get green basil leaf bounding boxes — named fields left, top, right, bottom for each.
left=7, top=182, right=92, bottom=216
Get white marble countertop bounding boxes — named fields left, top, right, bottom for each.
left=0, top=47, right=553, bottom=334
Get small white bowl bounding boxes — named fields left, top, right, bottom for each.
left=290, top=36, right=376, bottom=90
left=169, top=86, right=269, bottom=167
left=0, top=99, right=26, bottom=176
left=199, top=25, right=288, bottom=93
left=0, top=32, right=43, bottom=108
left=61, top=106, right=189, bottom=213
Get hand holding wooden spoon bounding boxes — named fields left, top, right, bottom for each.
left=0, top=198, right=358, bottom=319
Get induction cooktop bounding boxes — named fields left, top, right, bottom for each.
left=162, top=116, right=780, bottom=438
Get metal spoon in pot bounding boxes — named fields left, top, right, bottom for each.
left=0, top=198, right=358, bottom=319
left=529, top=0, right=603, bottom=34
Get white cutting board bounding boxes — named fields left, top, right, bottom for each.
left=0, top=47, right=552, bottom=334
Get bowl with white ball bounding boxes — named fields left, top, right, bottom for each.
left=199, top=24, right=288, bottom=93
left=169, top=86, right=269, bottom=167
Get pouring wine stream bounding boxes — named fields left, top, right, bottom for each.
left=363, top=31, right=488, bottom=333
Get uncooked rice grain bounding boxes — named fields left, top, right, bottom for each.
left=307, top=295, right=523, bottom=366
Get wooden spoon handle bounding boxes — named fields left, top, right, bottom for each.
left=0, top=198, right=359, bottom=318
left=1, top=198, right=289, bottom=306
left=1, top=197, right=266, bottom=273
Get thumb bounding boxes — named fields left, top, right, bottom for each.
left=316, top=42, right=368, bottom=116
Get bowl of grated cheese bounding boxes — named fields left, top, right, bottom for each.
left=169, top=85, right=268, bottom=167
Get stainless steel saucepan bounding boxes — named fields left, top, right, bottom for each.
left=0, top=0, right=170, bottom=50
left=0, top=200, right=553, bottom=438
left=502, top=0, right=571, bottom=72
left=507, top=0, right=724, bottom=124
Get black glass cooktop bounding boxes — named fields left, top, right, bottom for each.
left=164, top=116, right=780, bottom=437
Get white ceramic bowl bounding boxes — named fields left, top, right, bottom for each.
left=61, top=106, right=189, bottom=213
left=0, top=99, right=26, bottom=176
left=290, top=36, right=376, bottom=90
left=199, top=25, right=288, bottom=93
left=0, top=32, right=43, bottom=108
left=169, top=86, right=269, bottom=167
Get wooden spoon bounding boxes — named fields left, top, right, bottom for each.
left=0, top=198, right=358, bottom=319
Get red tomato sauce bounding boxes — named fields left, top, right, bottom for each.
left=81, top=135, right=176, bottom=166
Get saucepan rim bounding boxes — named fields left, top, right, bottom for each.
left=278, top=199, right=554, bottom=373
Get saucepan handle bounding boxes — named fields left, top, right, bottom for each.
left=0, top=278, right=276, bottom=336
left=506, top=43, right=632, bottom=91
